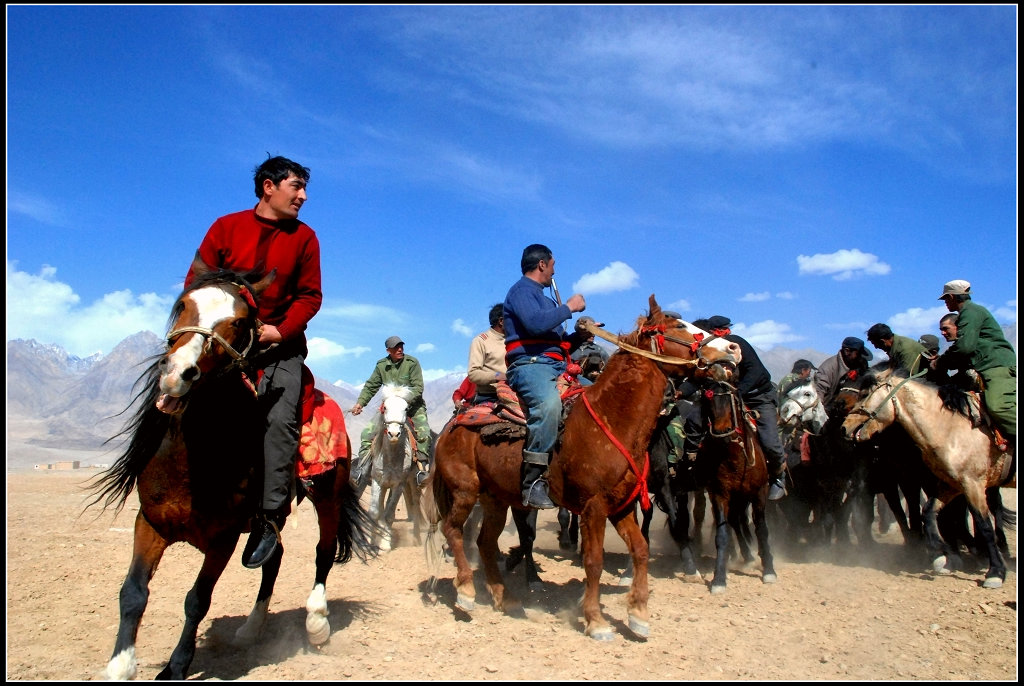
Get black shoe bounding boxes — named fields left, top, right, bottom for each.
left=768, top=476, right=787, bottom=501
left=416, top=469, right=429, bottom=487
left=522, top=479, right=556, bottom=510
left=241, top=515, right=282, bottom=569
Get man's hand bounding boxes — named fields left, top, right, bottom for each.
left=258, top=323, right=283, bottom=345
left=350, top=403, right=363, bottom=415
left=567, top=293, right=586, bottom=313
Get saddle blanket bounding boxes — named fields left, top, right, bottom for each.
left=296, top=367, right=348, bottom=479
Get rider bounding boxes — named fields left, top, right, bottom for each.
left=815, top=336, right=872, bottom=407
left=350, top=336, right=433, bottom=486
left=932, top=279, right=1016, bottom=451
left=503, top=243, right=586, bottom=509
left=466, top=303, right=508, bottom=405
left=567, top=316, right=610, bottom=381
left=185, top=155, right=322, bottom=570
left=777, top=359, right=817, bottom=404
left=685, top=315, right=789, bottom=501
left=866, top=323, right=927, bottom=375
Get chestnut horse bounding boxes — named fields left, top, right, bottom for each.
left=842, top=367, right=1015, bottom=588
left=86, top=258, right=377, bottom=680
left=424, top=296, right=740, bottom=640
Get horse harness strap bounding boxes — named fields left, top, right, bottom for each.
left=166, top=325, right=256, bottom=361
left=579, top=391, right=651, bottom=513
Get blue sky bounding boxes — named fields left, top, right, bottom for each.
left=7, top=5, right=1017, bottom=387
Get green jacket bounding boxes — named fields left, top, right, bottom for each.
left=888, top=335, right=927, bottom=376
left=356, top=355, right=426, bottom=410
left=943, top=301, right=1016, bottom=372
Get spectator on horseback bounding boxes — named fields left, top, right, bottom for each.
left=184, top=155, right=322, bottom=570
left=681, top=316, right=790, bottom=501
left=567, top=315, right=610, bottom=381
left=933, top=279, right=1016, bottom=450
left=503, top=243, right=586, bottom=509
left=866, top=323, right=928, bottom=376
left=777, top=359, right=817, bottom=404
left=465, top=303, right=508, bottom=405
left=815, top=336, right=872, bottom=406
left=351, top=336, right=433, bottom=486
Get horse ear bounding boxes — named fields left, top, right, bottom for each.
left=251, top=268, right=277, bottom=297
left=648, top=294, right=661, bottom=321
left=190, top=251, right=212, bottom=278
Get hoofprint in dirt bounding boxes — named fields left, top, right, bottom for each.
left=5, top=469, right=1017, bottom=681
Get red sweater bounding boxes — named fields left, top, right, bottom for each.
left=184, top=208, right=322, bottom=343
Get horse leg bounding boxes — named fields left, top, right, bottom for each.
left=619, top=502, right=652, bottom=587
left=709, top=495, right=731, bottom=594
left=475, top=497, right=514, bottom=612
left=692, top=489, right=707, bottom=554
left=557, top=507, right=574, bottom=551
left=753, top=494, right=777, bottom=583
left=368, top=479, right=385, bottom=549
left=509, top=508, right=542, bottom=591
left=301, top=475, right=348, bottom=647
left=233, top=545, right=283, bottom=646
left=441, top=488, right=479, bottom=613
left=578, top=506, right=614, bottom=641
left=924, top=495, right=961, bottom=574
left=670, top=489, right=700, bottom=579
left=157, top=536, right=237, bottom=680
left=105, top=513, right=169, bottom=680
left=381, top=485, right=404, bottom=551
left=612, top=510, right=650, bottom=639
left=961, top=483, right=1006, bottom=588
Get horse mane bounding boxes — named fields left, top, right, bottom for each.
left=166, top=268, right=265, bottom=333
left=936, top=383, right=976, bottom=419
left=84, top=358, right=169, bottom=514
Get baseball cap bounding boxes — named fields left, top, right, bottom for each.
left=841, top=336, right=873, bottom=360
left=662, top=311, right=682, bottom=320
left=575, top=316, right=604, bottom=333
left=918, top=334, right=940, bottom=355
left=938, top=279, right=971, bottom=299
left=384, top=335, right=404, bottom=349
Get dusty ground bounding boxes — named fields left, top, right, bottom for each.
left=5, top=467, right=1017, bottom=682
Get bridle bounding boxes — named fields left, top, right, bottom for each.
left=845, top=369, right=927, bottom=440
left=702, top=380, right=759, bottom=467
left=165, top=282, right=260, bottom=365
left=583, top=319, right=729, bottom=371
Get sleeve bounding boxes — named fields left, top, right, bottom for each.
left=407, top=358, right=425, bottom=404
left=466, top=337, right=490, bottom=386
left=275, top=233, right=323, bottom=341
left=356, top=363, right=383, bottom=407
left=949, top=308, right=980, bottom=359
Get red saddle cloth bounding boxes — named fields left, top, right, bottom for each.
left=296, top=366, right=349, bottom=478
left=450, top=376, right=584, bottom=429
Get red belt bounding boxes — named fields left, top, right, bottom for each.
left=506, top=338, right=570, bottom=361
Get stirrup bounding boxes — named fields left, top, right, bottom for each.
left=522, top=479, right=556, bottom=510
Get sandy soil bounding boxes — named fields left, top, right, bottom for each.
left=5, top=468, right=1017, bottom=681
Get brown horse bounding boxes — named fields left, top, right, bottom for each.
left=842, top=367, right=1015, bottom=588
left=424, top=296, right=740, bottom=640
left=86, top=257, right=377, bottom=679
left=695, top=378, right=776, bottom=593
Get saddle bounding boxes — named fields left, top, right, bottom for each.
left=295, top=365, right=348, bottom=478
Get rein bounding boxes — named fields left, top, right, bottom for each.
left=579, top=391, right=650, bottom=513
left=582, top=320, right=712, bottom=369
left=165, top=325, right=257, bottom=362
left=848, top=369, right=927, bottom=440
left=704, top=383, right=758, bottom=467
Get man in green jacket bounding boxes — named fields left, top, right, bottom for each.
left=351, top=335, right=433, bottom=485
left=866, top=323, right=928, bottom=376
left=934, top=279, right=1016, bottom=450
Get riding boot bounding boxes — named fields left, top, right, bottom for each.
left=241, top=510, right=285, bottom=569
left=521, top=450, right=556, bottom=510
left=415, top=449, right=431, bottom=487
left=768, top=457, right=788, bottom=501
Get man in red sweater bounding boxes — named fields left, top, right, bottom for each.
left=184, top=155, right=322, bottom=569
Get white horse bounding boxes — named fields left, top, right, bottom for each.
left=779, top=381, right=828, bottom=434
left=355, top=383, right=423, bottom=551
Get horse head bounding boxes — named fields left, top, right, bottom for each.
left=780, top=381, right=828, bottom=434
left=700, top=380, right=746, bottom=438
left=840, top=368, right=898, bottom=442
left=156, top=253, right=274, bottom=414
left=604, top=295, right=741, bottom=382
left=379, top=383, right=413, bottom=443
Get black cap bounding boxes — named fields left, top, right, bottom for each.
left=707, top=315, right=731, bottom=329
left=841, top=336, right=873, bottom=360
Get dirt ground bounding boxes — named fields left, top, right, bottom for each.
left=5, top=468, right=1017, bottom=682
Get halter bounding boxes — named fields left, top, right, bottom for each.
left=583, top=319, right=720, bottom=370
left=165, top=282, right=260, bottom=362
left=846, top=369, right=927, bottom=440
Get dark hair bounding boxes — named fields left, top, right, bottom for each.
left=488, top=303, right=504, bottom=327
left=940, top=313, right=958, bottom=325
left=520, top=244, right=552, bottom=274
left=866, top=323, right=892, bottom=342
left=792, top=359, right=815, bottom=373
left=254, top=155, right=310, bottom=199
left=949, top=293, right=971, bottom=304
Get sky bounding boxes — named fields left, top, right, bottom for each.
left=6, top=5, right=1018, bottom=388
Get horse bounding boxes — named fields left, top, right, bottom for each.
left=691, top=377, right=777, bottom=593
left=86, top=258, right=377, bottom=680
left=423, top=296, right=741, bottom=640
left=841, top=367, right=1015, bottom=588
left=352, top=383, right=424, bottom=551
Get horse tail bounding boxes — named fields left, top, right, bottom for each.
left=83, top=359, right=167, bottom=515
left=421, top=472, right=450, bottom=588
left=335, top=477, right=384, bottom=563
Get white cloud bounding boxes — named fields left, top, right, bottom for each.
left=797, top=249, right=891, bottom=280
left=887, top=306, right=949, bottom=335
left=739, top=291, right=770, bottom=302
left=6, top=261, right=170, bottom=357
left=776, top=291, right=795, bottom=300
left=572, top=261, right=639, bottom=294
left=451, top=318, right=474, bottom=337
left=994, top=299, right=1017, bottom=324
left=665, top=299, right=691, bottom=313
left=730, top=319, right=802, bottom=349
left=415, top=342, right=436, bottom=354
left=305, top=337, right=372, bottom=367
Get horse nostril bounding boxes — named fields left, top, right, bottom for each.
left=181, top=366, right=200, bottom=382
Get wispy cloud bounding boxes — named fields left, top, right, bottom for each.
left=797, top=248, right=891, bottom=280
left=305, top=337, right=372, bottom=367
left=7, top=191, right=66, bottom=227
left=739, top=291, right=771, bottom=302
left=415, top=342, right=436, bottom=354
left=451, top=318, right=474, bottom=337
left=573, top=261, right=639, bottom=294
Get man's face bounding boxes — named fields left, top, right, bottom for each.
left=941, top=295, right=958, bottom=313
left=262, top=172, right=307, bottom=220
left=840, top=347, right=861, bottom=365
left=799, top=368, right=812, bottom=380
left=869, top=337, right=891, bottom=353
left=387, top=344, right=405, bottom=362
left=940, top=320, right=957, bottom=342
left=537, top=257, right=555, bottom=286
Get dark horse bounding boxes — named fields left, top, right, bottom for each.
left=86, top=258, right=377, bottom=680
left=690, top=377, right=777, bottom=593
left=423, top=296, right=741, bottom=640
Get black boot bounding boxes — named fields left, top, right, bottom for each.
left=415, top=451, right=430, bottom=487
left=521, top=451, right=555, bottom=509
left=241, top=511, right=284, bottom=569
left=768, top=463, right=788, bottom=501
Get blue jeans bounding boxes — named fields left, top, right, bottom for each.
left=506, top=355, right=566, bottom=456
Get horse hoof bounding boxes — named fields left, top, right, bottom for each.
left=681, top=571, right=704, bottom=584
left=982, top=577, right=1004, bottom=589
left=762, top=573, right=778, bottom=584
left=710, top=584, right=727, bottom=595
left=586, top=627, right=616, bottom=642
left=528, top=580, right=544, bottom=593
left=931, top=555, right=947, bottom=574
left=305, top=613, right=331, bottom=646
left=456, top=594, right=475, bottom=612
left=628, top=616, right=650, bottom=639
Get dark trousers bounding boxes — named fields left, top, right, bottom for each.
left=258, top=351, right=304, bottom=513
